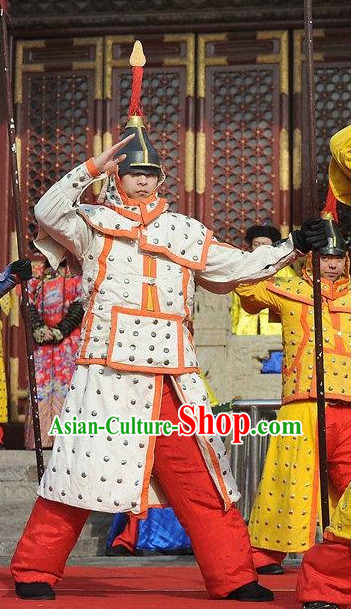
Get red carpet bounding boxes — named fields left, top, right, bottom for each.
left=0, top=566, right=299, bottom=608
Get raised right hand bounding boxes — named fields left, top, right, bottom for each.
left=93, top=134, right=135, bottom=175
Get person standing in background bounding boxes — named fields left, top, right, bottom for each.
left=25, top=260, right=84, bottom=449
left=231, top=225, right=296, bottom=337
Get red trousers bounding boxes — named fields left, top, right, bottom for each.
left=296, top=540, right=351, bottom=604
left=11, top=377, right=256, bottom=598
left=111, top=515, right=138, bottom=552
left=252, top=404, right=351, bottom=569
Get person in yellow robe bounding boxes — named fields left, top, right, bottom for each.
left=235, top=225, right=351, bottom=575
left=231, top=225, right=296, bottom=337
left=295, top=122, right=351, bottom=609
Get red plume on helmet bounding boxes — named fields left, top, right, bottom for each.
left=128, top=41, right=145, bottom=119
left=321, top=184, right=338, bottom=222
left=117, top=40, right=162, bottom=178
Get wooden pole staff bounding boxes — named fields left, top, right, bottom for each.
left=304, top=0, right=330, bottom=529
left=0, top=1, right=44, bottom=481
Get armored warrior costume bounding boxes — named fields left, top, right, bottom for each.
left=236, top=220, right=351, bottom=574
left=11, top=42, right=328, bottom=602
left=295, top=125, right=351, bottom=609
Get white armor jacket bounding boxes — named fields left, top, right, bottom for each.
left=34, top=162, right=299, bottom=515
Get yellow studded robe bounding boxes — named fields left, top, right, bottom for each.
left=236, top=256, right=351, bottom=552
left=231, top=265, right=296, bottom=335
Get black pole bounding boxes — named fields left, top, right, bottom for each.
left=0, top=4, right=44, bottom=481
left=304, top=0, right=330, bottom=529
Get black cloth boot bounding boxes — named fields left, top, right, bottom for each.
left=15, top=582, right=55, bottom=600
left=226, top=581, right=274, bottom=601
left=257, top=563, right=285, bottom=575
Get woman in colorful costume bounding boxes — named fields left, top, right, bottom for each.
left=10, top=42, right=327, bottom=602
left=236, top=221, right=351, bottom=575
left=25, top=261, right=84, bottom=449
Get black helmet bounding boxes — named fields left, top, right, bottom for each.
left=117, top=116, right=161, bottom=178
left=319, top=218, right=347, bottom=257
left=115, top=41, right=162, bottom=179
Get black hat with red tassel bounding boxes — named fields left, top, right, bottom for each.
left=117, top=41, right=162, bottom=178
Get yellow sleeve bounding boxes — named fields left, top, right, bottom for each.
left=234, top=280, right=281, bottom=316
left=0, top=292, right=12, bottom=317
left=231, top=291, right=240, bottom=333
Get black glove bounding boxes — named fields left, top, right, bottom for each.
left=291, top=218, right=329, bottom=254
left=56, top=300, right=84, bottom=338
left=10, top=259, right=32, bottom=280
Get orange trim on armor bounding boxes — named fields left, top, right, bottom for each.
left=76, top=357, right=200, bottom=376
left=284, top=303, right=310, bottom=378
left=139, top=229, right=213, bottom=271
left=142, top=256, right=150, bottom=310
left=140, top=375, right=163, bottom=515
left=77, top=211, right=140, bottom=239
left=268, top=282, right=314, bottom=305
left=114, top=200, right=167, bottom=226
left=80, top=236, right=114, bottom=359
left=333, top=311, right=344, bottom=352
left=76, top=357, right=107, bottom=365
left=329, top=301, right=351, bottom=314
left=106, top=306, right=196, bottom=375
left=212, top=239, right=235, bottom=249
left=149, top=257, right=160, bottom=312
left=85, top=158, right=100, bottom=178
left=182, top=267, right=191, bottom=319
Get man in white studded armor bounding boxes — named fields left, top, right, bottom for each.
left=11, top=41, right=328, bottom=602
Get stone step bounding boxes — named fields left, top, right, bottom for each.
left=0, top=482, right=38, bottom=501
left=0, top=450, right=52, bottom=466
left=0, top=510, right=114, bottom=538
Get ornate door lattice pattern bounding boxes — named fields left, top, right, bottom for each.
left=294, top=29, right=351, bottom=230
left=25, top=75, right=91, bottom=250
left=197, top=32, right=289, bottom=248
left=210, top=68, right=275, bottom=245
left=15, top=38, right=103, bottom=256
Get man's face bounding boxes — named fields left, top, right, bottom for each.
left=120, top=172, right=158, bottom=200
left=251, top=237, right=273, bottom=250
left=319, top=255, right=346, bottom=281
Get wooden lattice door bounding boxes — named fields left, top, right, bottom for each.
left=196, top=31, right=290, bottom=248
left=293, top=28, right=351, bottom=234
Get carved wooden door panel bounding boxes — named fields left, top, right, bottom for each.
left=15, top=37, right=103, bottom=258
left=12, top=37, right=103, bottom=422
left=293, top=28, right=351, bottom=231
left=104, top=34, right=195, bottom=216
left=196, top=32, right=290, bottom=247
